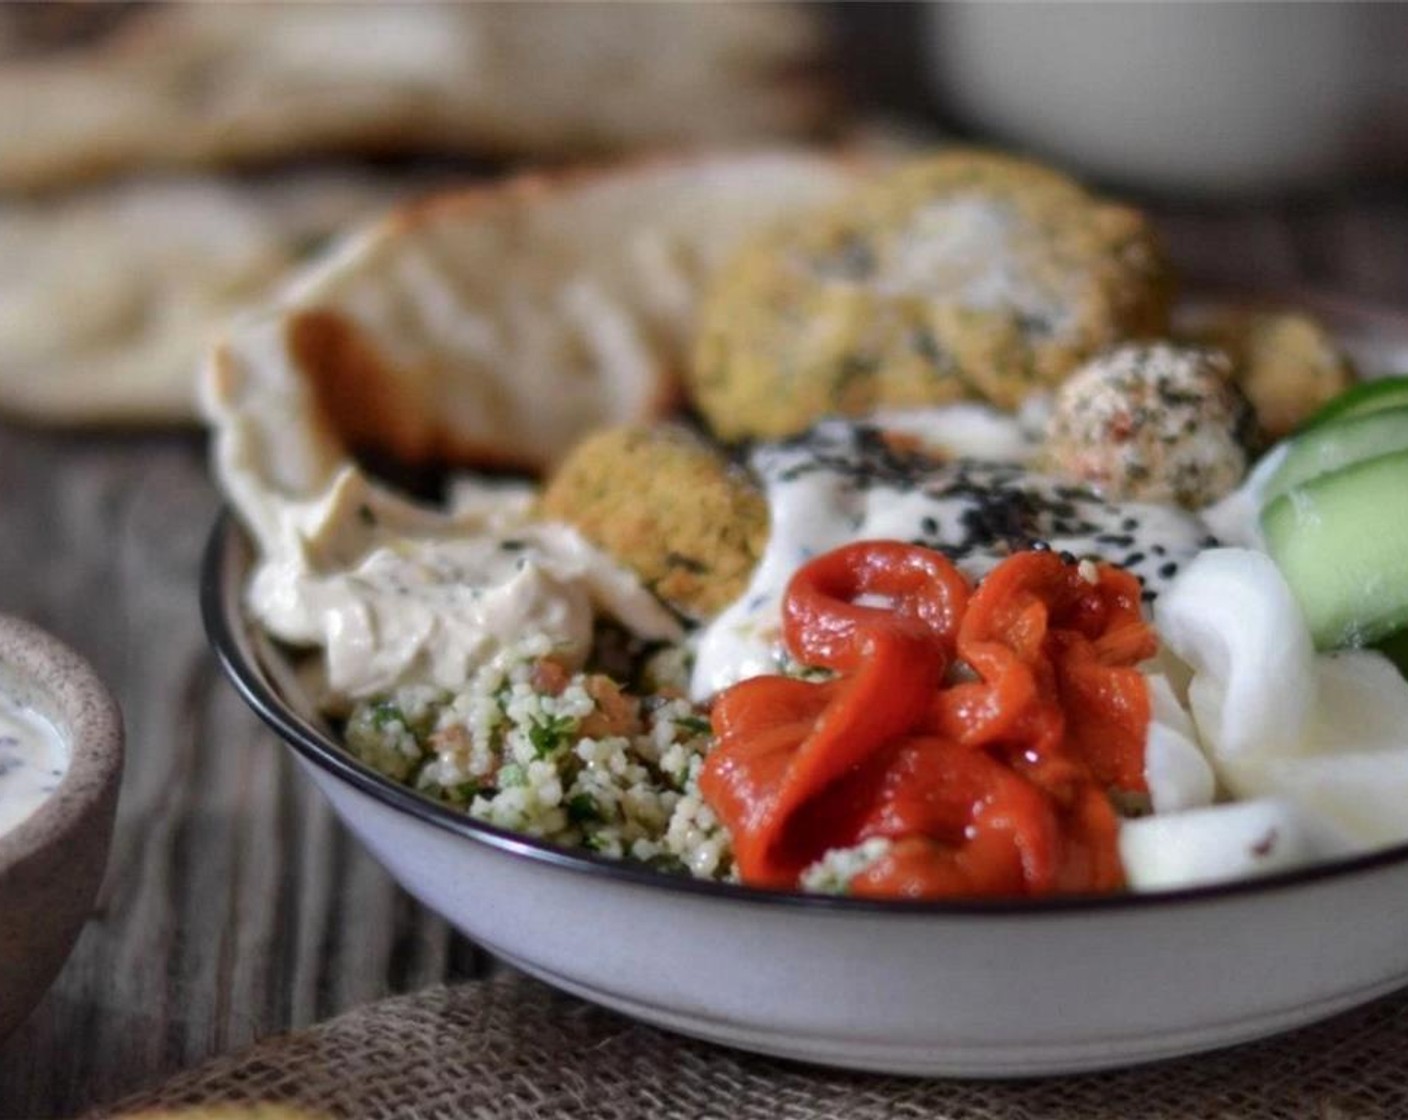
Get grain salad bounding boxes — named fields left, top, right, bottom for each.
left=338, top=630, right=898, bottom=888
left=343, top=632, right=736, bottom=880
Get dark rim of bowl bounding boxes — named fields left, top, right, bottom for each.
left=202, top=511, right=1408, bottom=917
left=0, top=613, right=123, bottom=868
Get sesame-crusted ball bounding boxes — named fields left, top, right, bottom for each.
left=1038, top=343, right=1256, bottom=509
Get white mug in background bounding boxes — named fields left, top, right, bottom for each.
left=924, top=2, right=1408, bottom=195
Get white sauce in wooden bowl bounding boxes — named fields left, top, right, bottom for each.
left=0, top=690, right=68, bottom=837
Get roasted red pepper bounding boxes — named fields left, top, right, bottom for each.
left=699, top=543, right=1155, bottom=898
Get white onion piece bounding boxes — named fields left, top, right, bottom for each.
left=1199, top=441, right=1287, bottom=549
left=1119, top=798, right=1346, bottom=892
left=1140, top=550, right=1408, bottom=883
left=1217, top=649, right=1408, bottom=850
left=1222, top=750, right=1408, bottom=851
left=1144, top=673, right=1216, bottom=813
left=1306, top=649, right=1408, bottom=755
left=1154, top=548, right=1315, bottom=760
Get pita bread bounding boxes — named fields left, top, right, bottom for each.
left=203, top=151, right=859, bottom=508
left=0, top=3, right=833, bottom=193
left=0, top=171, right=438, bottom=426
left=0, top=3, right=137, bottom=61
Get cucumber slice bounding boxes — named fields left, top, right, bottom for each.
left=1265, top=405, right=1408, bottom=501
left=1298, top=374, right=1408, bottom=432
left=1261, top=448, right=1408, bottom=649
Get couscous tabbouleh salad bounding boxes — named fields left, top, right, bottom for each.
left=343, top=633, right=734, bottom=880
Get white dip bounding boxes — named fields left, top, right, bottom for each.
left=207, top=326, right=682, bottom=711
left=240, top=466, right=682, bottom=708
left=0, top=690, right=68, bottom=837
left=692, top=410, right=1217, bottom=697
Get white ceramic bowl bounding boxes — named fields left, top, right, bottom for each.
left=0, top=615, right=123, bottom=1042
left=204, top=517, right=1408, bottom=1077
left=924, top=3, right=1408, bottom=195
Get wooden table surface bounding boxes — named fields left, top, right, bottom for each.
left=0, top=191, right=1406, bottom=1119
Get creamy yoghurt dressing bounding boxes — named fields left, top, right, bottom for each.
left=691, top=408, right=1217, bottom=698
left=0, top=689, right=67, bottom=837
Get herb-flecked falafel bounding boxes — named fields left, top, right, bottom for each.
left=1182, top=307, right=1354, bottom=439
left=688, top=150, right=1174, bottom=442
left=540, top=424, right=768, bottom=620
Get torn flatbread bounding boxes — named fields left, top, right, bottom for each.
left=0, top=170, right=440, bottom=425
left=203, top=151, right=859, bottom=503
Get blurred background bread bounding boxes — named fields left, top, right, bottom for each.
left=0, top=1, right=834, bottom=192
left=0, top=1, right=1398, bottom=443
left=0, top=1, right=840, bottom=431
left=0, top=170, right=439, bottom=425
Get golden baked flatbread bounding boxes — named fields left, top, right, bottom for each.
left=203, top=152, right=860, bottom=507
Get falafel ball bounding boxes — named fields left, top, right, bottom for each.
left=1038, top=343, right=1257, bottom=509
left=1182, top=308, right=1354, bottom=439
left=688, top=149, right=1174, bottom=442
left=540, top=424, right=768, bottom=620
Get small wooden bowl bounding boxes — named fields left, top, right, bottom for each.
left=0, top=614, right=123, bottom=1041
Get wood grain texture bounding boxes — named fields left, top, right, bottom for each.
left=0, top=432, right=486, bottom=1118
left=0, top=197, right=1404, bottom=1118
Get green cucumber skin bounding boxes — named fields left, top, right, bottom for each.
left=1267, top=405, right=1408, bottom=501
left=1262, top=449, right=1408, bottom=649
left=1299, top=375, right=1408, bottom=433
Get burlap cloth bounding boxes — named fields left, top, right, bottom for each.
left=92, top=972, right=1408, bottom=1119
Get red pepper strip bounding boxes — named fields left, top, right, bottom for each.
left=769, top=542, right=969, bottom=824
left=700, top=544, right=1155, bottom=898
left=941, top=553, right=1154, bottom=791
left=924, top=553, right=1149, bottom=891
left=701, top=542, right=967, bottom=887
left=1054, top=635, right=1154, bottom=794
left=850, top=737, right=1061, bottom=896
left=781, top=540, right=969, bottom=671
left=705, top=676, right=836, bottom=843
